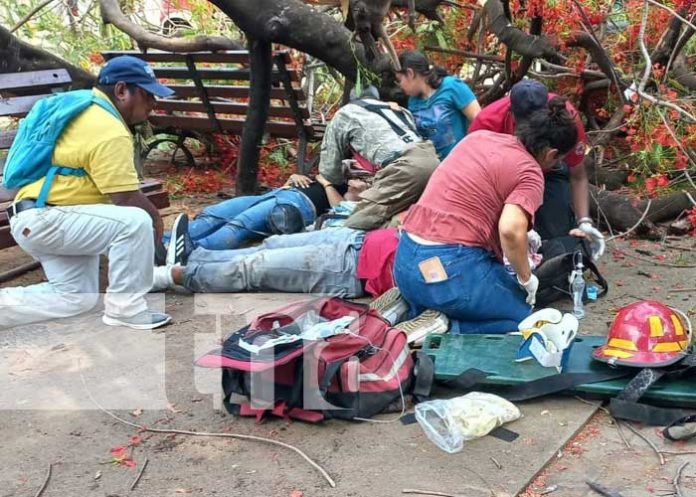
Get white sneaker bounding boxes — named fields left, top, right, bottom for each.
left=369, top=287, right=410, bottom=325
left=102, top=311, right=172, bottom=330
left=395, top=310, right=449, bottom=346
left=152, top=265, right=175, bottom=292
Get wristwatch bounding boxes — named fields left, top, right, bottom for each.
left=577, top=217, right=593, bottom=226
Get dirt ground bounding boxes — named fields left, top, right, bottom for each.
left=1, top=195, right=694, bottom=497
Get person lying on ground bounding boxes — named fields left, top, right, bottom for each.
left=395, top=50, right=481, bottom=160
left=468, top=79, right=605, bottom=260
left=154, top=227, right=399, bottom=299
left=318, top=85, right=440, bottom=231
left=0, top=56, right=174, bottom=330
left=392, top=100, right=579, bottom=334
left=164, top=173, right=369, bottom=264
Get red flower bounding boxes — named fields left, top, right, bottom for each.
left=111, top=447, right=127, bottom=459
left=130, top=436, right=142, bottom=446
left=656, top=175, right=669, bottom=188
left=645, top=177, right=657, bottom=193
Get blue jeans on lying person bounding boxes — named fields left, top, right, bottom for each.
left=393, top=233, right=532, bottom=334
left=185, top=188, right=316, bottom=250
left=184, top=227, right=365, bottom=296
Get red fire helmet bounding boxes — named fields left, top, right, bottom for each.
left=593, top=300, right=693, bottom=368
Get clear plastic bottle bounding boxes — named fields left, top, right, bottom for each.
left=570, top=261, right=586, bottom=319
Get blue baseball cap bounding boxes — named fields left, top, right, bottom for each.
left=510, top=80, right=548, bottom=120
left=98, top=55, right=174, bottom=98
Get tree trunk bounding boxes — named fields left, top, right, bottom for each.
left=210, top=0, right=364, bottom=81
left=589, top=185, right=662, bottom=238
left=0, top=25, right=94, bottom=87
left=235, top=37, right=272, bottom=195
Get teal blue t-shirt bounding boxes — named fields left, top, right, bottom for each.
left=407, top=76, right=477, bottom=159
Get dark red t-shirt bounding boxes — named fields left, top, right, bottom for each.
left=468, top=94, right=587, bottom=168
left=356, top=228, right=399, bottom=297
left=402, top=130, right=544, bottom=260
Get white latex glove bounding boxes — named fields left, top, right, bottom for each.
left=578, top=221, right=606, bottom=261
left=527, top=230, right=542, bottom=253
left=517, top=274, right=539, bottom=307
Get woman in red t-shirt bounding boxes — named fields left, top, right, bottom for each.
left=393, top=100, right=579, bottom=333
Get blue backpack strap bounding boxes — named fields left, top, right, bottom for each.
left=36, top=166, right=88, bottom=207
left=35, top=96, right=122, bottom=207
left=91, top=96, right=123, bottom=121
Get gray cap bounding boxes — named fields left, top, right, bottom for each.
left=349, top=85, right=380, bottom=101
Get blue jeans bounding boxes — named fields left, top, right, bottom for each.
left=186, top=189, right=316, bottom=250
left=393, top=233, right=532, bottom=333
left=184, top=227, right=365, bottom=296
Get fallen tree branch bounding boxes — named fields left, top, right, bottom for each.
left=647, top=0, right=696, bottom=32
left=612, top=246, right=696, bottom=269
left=129, top=457, right=149, bottom=491
left=621, top=422, right=665, bottom=465
left=606, top=199, right=652, bottom=241
left=34, top=464, right=52, bottom=497
left=673, top=461, right=689, bottom=497
left=79, top=370, right=336, bottom=488
left=637, top=0, right=652, bottom=93
left=10, top=0, right=60, bottom=33
left=99, top=0, right=243, bottom=52
left=402, top=489, right=464, bottom=497
left=482, top=0, right=560, bottom=62
left=423, top=45, right=504, bottom=63
left=0, top=25, right=95, bottom=88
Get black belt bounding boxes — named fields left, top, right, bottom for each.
left=7, top=199, right=53, bottom=220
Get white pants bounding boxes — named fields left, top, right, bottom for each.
left=0, top=204, right=154, bottom=328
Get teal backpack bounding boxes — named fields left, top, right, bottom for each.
left=2, top=89, right=122, bottom=206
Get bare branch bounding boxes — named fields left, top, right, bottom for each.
left=98, top=0, right=243, bottom=52
left=638, top=0, right=652, bottom=93
left=647, top=0, right=696, bottom=32
left=10, top=0, right=61, bottom=33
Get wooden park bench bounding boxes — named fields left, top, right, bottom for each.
left=101, top=50, right=326, bottom=173
left=0, top=68, right=170, bottom=254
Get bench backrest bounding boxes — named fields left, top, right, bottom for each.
left=0, top=68, right=73, bottom=150
left=101, top=50, right=317, bottom=140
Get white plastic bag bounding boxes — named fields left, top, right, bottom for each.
left=415, top=392, right=521, bottom=453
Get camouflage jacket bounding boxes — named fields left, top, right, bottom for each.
left=318, top=98, right=423, bottom=185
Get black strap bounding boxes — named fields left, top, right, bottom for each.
left=610, top=398, right=696, bottom=426
left=350, top=100, right=419, bottom=141
left=499, top=370, right=631, bottom=402
left=441, top=368, right=630, bottom=402
left=663, top=414, right=696, bottom=441
left=319, top=360, right=347, bottom=395
left=608, top=360, right=696, bottom=426
left=442, top=368, right=491, bottom=391
left=411, top=352, right=434, bottom=403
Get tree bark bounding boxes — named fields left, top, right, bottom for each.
left=210, top=0, right=364, bottom=80
left=482, top=0, right=560, bottom=62
left=0, top=25, right=95, bottom=87
left=99, top=0, right=243, bottom=52
left=589, top=185, right=662, bottom=238
left=235, top=37, right=272, bottom=195
left=566, top=31, right=627, bottom=101
left=672, top=54, right=696, bottom=90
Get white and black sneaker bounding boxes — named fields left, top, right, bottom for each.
left=166, top=213, right=192, bottom=266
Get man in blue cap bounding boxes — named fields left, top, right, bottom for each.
left=469, top=79, right=605, bottom=261
left=1, top=56, right=175, bottom=330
